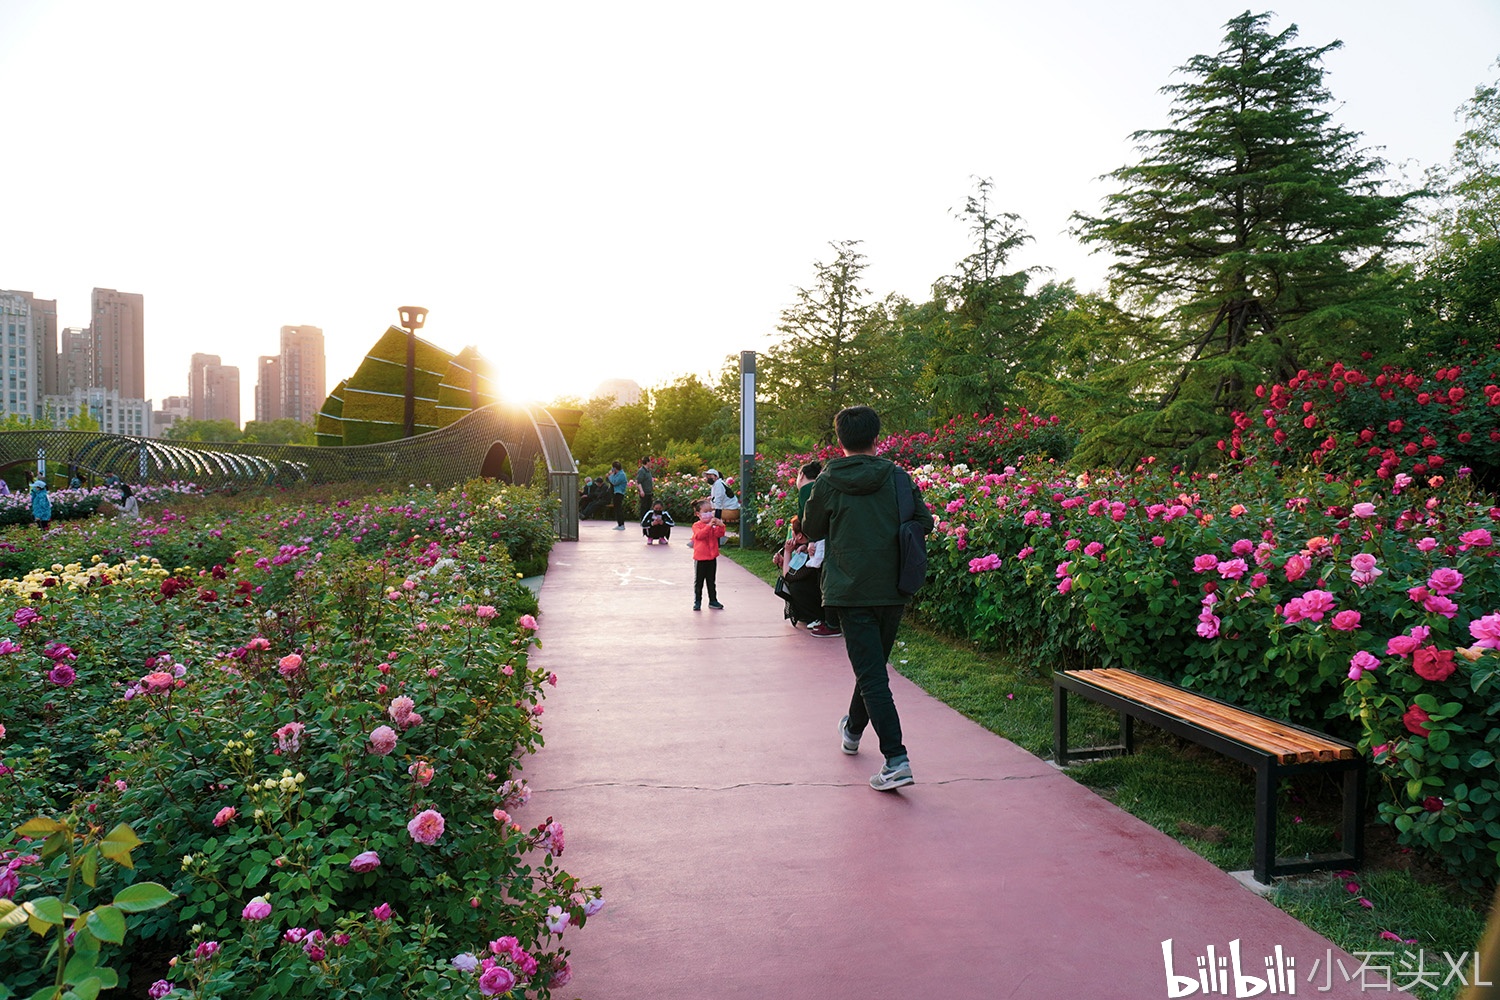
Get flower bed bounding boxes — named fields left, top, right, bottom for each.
left=0, top=480, right=599, bottom=997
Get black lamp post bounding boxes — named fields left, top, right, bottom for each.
left=397, top=306, right=428, bottom=438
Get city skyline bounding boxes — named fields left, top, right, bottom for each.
left=2, top=2, right=1498, bottom=410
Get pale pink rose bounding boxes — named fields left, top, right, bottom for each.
left=1415, top=536, right=1439, bottom=552
left=398, top=711, right=423, bottom=731
left=518, top=614, right=539, bottom=631
left=274, top=722, right=305, bottom=753
left=475, top=605, right=497, bottom=619
left=1196, top=615, right=1221, bottom=639
left=540, top=820, right=565, bottom=855
left=369, top=725, right=398, bottom=755
left=247, top=636, right=270, bottom=650
left=349, top=850, right=381, bottom=872
left=544, top=905, right=570, bottom=934
left=551, top=962, right=574, bottom=988
left=213, top=806, right=237, bottom=827
left=1351, top=502, right=1377, bottom=518
left=408, top=760, right=435, bottom=787
left=388, top=696, right=415, bottom=723
left=407, top=809, right=445, bottom=845
left=1351, top=650, right=1379, bottom=672
left=1350, top=553, right=1379, bottom=574
left=242, top=896, right=272, bottom=920
left=583, top=895, right=606, bottom=917
left=492, top=808, right=510, bottom=825
left=278, top=653, right=303, bottom=677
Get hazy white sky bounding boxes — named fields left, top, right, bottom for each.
left=1, top=1, right=1496, bottom=417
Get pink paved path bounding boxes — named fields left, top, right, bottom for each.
left=525, top=522, right=1375, bottom=999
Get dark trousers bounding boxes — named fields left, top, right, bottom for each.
left=644, top=523, right=671, bottom=540
left=612, top=493, right=625, bottom=526
left=693, top=558, right=718, bottom=603
left=833, top=605, right=906, bottom=761
left=638, top=492, right=654, bottom=519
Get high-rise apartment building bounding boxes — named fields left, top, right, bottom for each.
left=43, top=387, right=150, bottom=436
left=189, top=353, right=240, bottom=426
left=0, top=290, right=46, bottom=420
left=278, top=325, right=325, bottom=425
left=59, top=327, right=91, bottom=394
left=255, top=355, right=282, bottom=424
left=153, top=394, right=190, bottom=438
left=91, top=288, right=145, bottom=399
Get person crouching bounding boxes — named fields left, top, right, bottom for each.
left=641, top=500, right=675, bottom=544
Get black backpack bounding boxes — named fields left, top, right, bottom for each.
left=893, top=467, right=929, bottom=597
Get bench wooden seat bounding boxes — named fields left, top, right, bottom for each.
left=1053, top=667, right=1365, bottom=883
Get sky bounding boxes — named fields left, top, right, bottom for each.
left=1, top=1, right=1496, bottom=419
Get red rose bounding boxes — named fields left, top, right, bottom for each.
left=1422, top=796, right=1444, bottom=813
left=1402, top=704, right=1432, bottom=737
left=1412, top=646, right=1456, bottom=682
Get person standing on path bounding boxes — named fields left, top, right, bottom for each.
left=635, top=458, right=655, bottom=519
left=802, top=405, right=933, bottom=792
left=690, top=498, right=726, bottom=611
left=607, top=461, right=629, bottom=529
left=30, top=479, right=52, bottom=531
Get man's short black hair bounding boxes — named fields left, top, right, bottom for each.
left=800, top=460, right=822, bottom=479
left=834, top=406, right=880, bottom=451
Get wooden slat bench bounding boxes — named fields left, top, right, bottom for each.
left=1053, top=667, right=1365, bottom=883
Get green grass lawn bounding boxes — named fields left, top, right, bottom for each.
left=721, top=546, right=1496, bottom=1000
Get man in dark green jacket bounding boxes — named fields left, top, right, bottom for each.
left=802, top=406, right=933, bottom=791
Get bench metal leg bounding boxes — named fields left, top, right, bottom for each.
left=1122, top=712, right=1135, bottom=755
left=1254, top=762, right=1277, bottom=885
left=1054, top=682, right=1070, bottom=766
left=1342, top=761, right=1366, bottom=869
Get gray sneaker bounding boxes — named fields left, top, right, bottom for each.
left=869, top=759, right=913, bottom=791
left=838, top=715, right=860, bottom=755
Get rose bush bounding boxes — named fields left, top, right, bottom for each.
left=0, top=480, right=597, bottom=996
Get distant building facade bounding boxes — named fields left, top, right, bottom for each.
left=59, top=327, right=92, bottom=394
left=153, top=394, right=190, bottom=438
left=91, top=288, right=145, bottom=399
left=0, top=290, right=52, bottom=420
left=44, top=387, right=150, bottom=436
left=255, top=355, right=282, bottom=423
left=278, top=326, right=324, bottom=425
left=188, top=353, right=240, bottom=427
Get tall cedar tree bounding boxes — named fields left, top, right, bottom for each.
left=1071, top=11, right=1417, bottom=466
left=923, top=178, right=1074, bottom=419
left=762, top=240, right=881, bottom=442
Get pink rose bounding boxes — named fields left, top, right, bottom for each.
left=349, top=850, right=381, bottom=873
left=1460, top=528, right=1493, bottom=550
left=274, top=722, right=305, bottom=753
left=1350, top=552, right=1378, bottom=574
left=1284, top=554, right=1310, bottom=582
left=479, top=966, right=517, bottom=996
left=372, top=902, right=392, bottom=922
left=242, top=896, right=272, bottom=920
left=1423, top=594, right=1459, bottom=619
left=388, top=696, right=415, bottom=724
left=475, top=605, right=497, bottom=619
left=408, top=760, right=435, bottom=787
left=1402, top=704, right=1432, bottom=737
left=213, top=806, right=237, bottom=827
left=1217, top=558, right=1248, bottom=580
left=277, top=653, right=303, bottom=677
left=1192, top=554, right=1219, bottom=573
left=1351, top=502, right=1377, bottom=518
left=545, top=905, right=570, bottom=933
left=1469, top=613, right=1500, bottom=649
left=1386, top=634, right=1421, bottom=657
left=1427, top=567, right=1464, bottom=596
left=1415, top=536, right=1438, bottom=552
left=518, top=614, right=539, bottom=631
left=1330, top=610, right=1362, bottom=632
left=407, top=808, right=445, bottom=845
left=369, top=725, right=398, bottom=755
left=1412, top=646, right=1457, bottom=682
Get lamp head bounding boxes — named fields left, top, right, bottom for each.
left=397, top=306, right=428, bottom=331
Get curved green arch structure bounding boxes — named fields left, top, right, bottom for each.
left=0, top=401, right=582, bottom=539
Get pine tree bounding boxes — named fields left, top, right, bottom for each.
left=1071, top=11, right=1417, bottom=465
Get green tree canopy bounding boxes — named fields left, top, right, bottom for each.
left=164, top=418, right=243, bottom=443
left=1071, top=10, right=1419, bottom=466
left=240, top=419, right=316, bottom=445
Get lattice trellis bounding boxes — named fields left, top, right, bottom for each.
left=0, top=402, right=581, bottom=539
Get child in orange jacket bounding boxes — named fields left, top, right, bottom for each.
left=690, top=498, right=726, bottom=611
